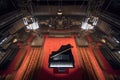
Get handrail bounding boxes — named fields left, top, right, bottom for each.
left=0, top=10, right=23, bottom=29
left=99, top=12, right=120, bottom=27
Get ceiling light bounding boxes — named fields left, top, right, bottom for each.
left=57, top=9, right=63, bottom=15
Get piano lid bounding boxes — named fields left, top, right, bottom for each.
left=49, top=44, right=74, bottom=68
left=50, top=44, right=73, bottom=58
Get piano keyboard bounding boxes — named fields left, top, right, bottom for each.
left=50, top=62, right=74, bottom=68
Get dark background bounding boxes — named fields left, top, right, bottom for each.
left=0, top=0, right=120, bottom=17
left=102, top=0, right=120, bottom=16
left=0, top=0, right=17, bottom=16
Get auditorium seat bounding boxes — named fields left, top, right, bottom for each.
left=90, top=27, right=105, bottom=42
left=0, top=44, right=19, bottom=69
left=0, top=35, right=14, bottom=50
left=100, top=45, right=120, bottom=69
left=114, top=75, right=120, bottom=80
left=104, top=36, right=120, bottom=51
left=0, top=75, right=5, bottom=80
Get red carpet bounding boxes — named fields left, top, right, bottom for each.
left=88, top=47, right=105, bottom=80
left=14, top=46, right=31, bottom=80
left=37, top=35, right=82, bottom=80
left=86, top=35, right=92, bottom=42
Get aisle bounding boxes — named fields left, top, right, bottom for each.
left=38, top=35, right=82, bottom=80
left=78, top=47, right=105, bottom=80
left=14, top=47, right=42, bottom=80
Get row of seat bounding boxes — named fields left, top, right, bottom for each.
left=0, top=44, right=19, bottom=69
left=105, top=37, right=120, bottom=51
left=0, top=35, right=14, bottom=50
left=114, top=75, right=120, bottom=80
left=0, top=75, right=5, bottom=80
left=100, top=45, right=120, bottom=69
left=90, top=27, right=105, bottom=42
left=0, top=74, right=14, bottom=80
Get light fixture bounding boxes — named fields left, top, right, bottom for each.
left=57, top=9, right=63, bottom=15
left=118, top=51, right=120, bottom=54
left=101, top=39, right=106, bottom=43
left=23, top=16, right=39, bottom=31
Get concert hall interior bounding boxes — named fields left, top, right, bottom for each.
left=0, top=0, right=120, bottom=80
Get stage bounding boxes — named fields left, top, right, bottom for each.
left=0, top=35, right=120, bottom=80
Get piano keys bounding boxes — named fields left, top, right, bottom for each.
left=50, top=62, right=74, bottom=68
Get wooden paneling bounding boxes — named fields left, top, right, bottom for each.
left=9, top=19, right=25, bottom=34
left=34, top=5, right=87, bottom=15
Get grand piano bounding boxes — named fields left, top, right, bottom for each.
left=49, top=44, right=75, bottom=72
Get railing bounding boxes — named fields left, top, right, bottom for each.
left=0, top=44, right=19, bottom=69
left=100, top=45, right=120, bottom=69
left=0, top=10, right=23, bottom=29
left=99, top=12, right=120, bottom=27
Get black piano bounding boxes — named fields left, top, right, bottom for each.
left=49, top=44, right=74, bottom=72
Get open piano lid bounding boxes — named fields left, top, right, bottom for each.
left=49, top=44, right=75, bottom=68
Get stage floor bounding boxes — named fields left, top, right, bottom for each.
left=38, top=35, right=82, bottom=80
